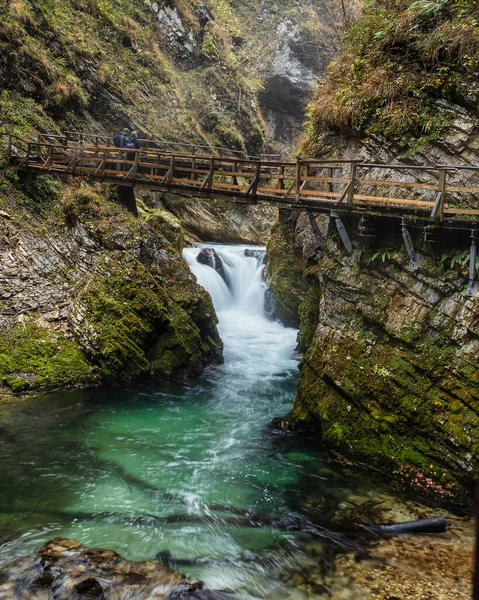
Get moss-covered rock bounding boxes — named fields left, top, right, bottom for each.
left=70, top=252, right=222, bottom=382
left=0, top=177, right=223, bottom=394
left=272, top=211, right=479, bottom=501
left=0, top=319, right=96, bottom=393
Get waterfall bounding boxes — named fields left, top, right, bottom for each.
left=183, top=245, right=267, bottom=315
left=183, top=244, right=298, bottom=381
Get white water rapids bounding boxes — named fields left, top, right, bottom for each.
left=183, top=245, right=299, bottom=382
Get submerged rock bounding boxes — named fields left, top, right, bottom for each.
left=196, top=248, right=227, bottom=284
left=264, top=288, right=277, bottom=322
left=244, top=248, right=264, bottom=259
left=0, top=538, right=235, bottom=599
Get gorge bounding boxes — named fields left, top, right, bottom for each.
left=1, top=0, right=479, bottom=598
left=0, top=246, right=473, bottom=599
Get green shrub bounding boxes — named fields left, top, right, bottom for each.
left=306, top=0, right=479, bottom=151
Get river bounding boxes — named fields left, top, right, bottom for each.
left=0, top=245, right=472, bottom=599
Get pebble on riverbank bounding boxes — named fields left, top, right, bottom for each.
left=329, top=528, right=474, bottom=600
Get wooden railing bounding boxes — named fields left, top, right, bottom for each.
left=37, top=131, right=275, bottom=161
left=2, top=133, right=479, bottom=228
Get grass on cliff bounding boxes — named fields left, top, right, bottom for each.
left=0, top=0, right=266, bottom=151
left=306, top=0, right=479, bottom=151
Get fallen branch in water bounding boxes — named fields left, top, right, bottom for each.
left=359, top=516, right=448, bottom=536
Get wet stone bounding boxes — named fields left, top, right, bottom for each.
left=0, top=538, right=234, bottom=600
left=196, top=248, right=227, bottom=283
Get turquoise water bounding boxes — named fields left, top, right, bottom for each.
left=0, top=246, right=433, bottom=598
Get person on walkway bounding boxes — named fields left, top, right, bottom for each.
left=113, top=128, right=129, bottom=149
left=113, top=128, right=129, bottom=171
left=125, top=130, right=141, bottom=171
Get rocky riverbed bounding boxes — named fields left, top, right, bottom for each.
left=0, top=538, right=235, bottom=599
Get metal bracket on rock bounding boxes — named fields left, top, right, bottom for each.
left=468, top=230, right=478, bottom=296
left=401, top=218, right=418, bottom=270
left=331, top=211, right=353, bottom=255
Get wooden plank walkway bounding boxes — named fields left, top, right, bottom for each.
left=3, top=132, right=479, bottom=229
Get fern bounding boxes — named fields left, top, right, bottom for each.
left=450, top=250, right=469, bottom=268
left=409, top=0, right=449, bottom=16
left=367, top=248, right=394, bottom=264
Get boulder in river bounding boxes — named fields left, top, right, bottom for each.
left=196, top=248, right=227, bottom=283
left=0, top=538, right=236, bottom=599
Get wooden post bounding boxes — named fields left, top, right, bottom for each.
left=167, top=155, right=175, bottom=185
left=246, top=162, right=261, bottom=197
left=156, top=152, right=162, bottom=179
left=438, top=168, right=447, bottom=221
left=430, top=168, right=447, bottom=222
left=161, top=155, right=175, bottom=186
left=347, top=162, right=357, bottom=206
left=101, top=149, right=107, bottom=178
left=295, top=158, right=301, bottom=201
left=47, top=144, right=53, bottom=170
left=132, top=150, right=140, bottom=178
left=277, top=165, right=285, bottom=190
left=232, top=161, right=239, bottom=186
left=328, top=167, right=334, bottom=194
left=191, top=147, right=196, bottom=181
left=25, top=143, right=31, bottom=167
left=301, top=164, right=311, bottom=191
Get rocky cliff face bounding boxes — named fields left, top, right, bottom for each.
left=263, top=0, right=479, bottom=501
left=268, top=210, right=479, bottom=500
left=0, top=174, right=222, bottom=395
left=253, top=0, right=359, bottom=153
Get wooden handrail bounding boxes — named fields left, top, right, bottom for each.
left=3, top=131, right=479, bottom=229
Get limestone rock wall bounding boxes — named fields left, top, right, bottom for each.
left=0, top=179, right=223, bottom=395
left=268, top=209, right=479, bottom=501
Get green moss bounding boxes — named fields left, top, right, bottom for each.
left=0, top=319, right=96, bottom=393
left=72, top=256, right=170, bottom=380
left=266, top=221, right=310, bottom=328
left=293, top=318, right=479, bottom=498
left=143, top=208, right=185, bottom=253
left=297, top=286, right=320, bottom=352
left=6, top=377, right=29, bottom=393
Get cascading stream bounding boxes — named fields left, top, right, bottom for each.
left=0, top=244, right=453, bottom=599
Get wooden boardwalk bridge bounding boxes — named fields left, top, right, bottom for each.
left=3, top=132, right=479, bottom=230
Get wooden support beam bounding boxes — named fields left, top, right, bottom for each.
left=347, top=162, right=357, bottom=206
left=126, top=151, right=141, bottom=179
left=295, top=159, right=301, bottom=201
left=201, top=157, right=214, bottom=190
left=161, top=155, right=175, bottom=185
left=277, top=165, right=285, bottom=190
left=337, top=181, right=352, bottom=204
left=430, top=169, right=447, bottom=222
left=283, top=178, right=297, bottom=200
left=246, top=162, right=261, bottom=196
left=232, top=161, right=239, bottom=186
